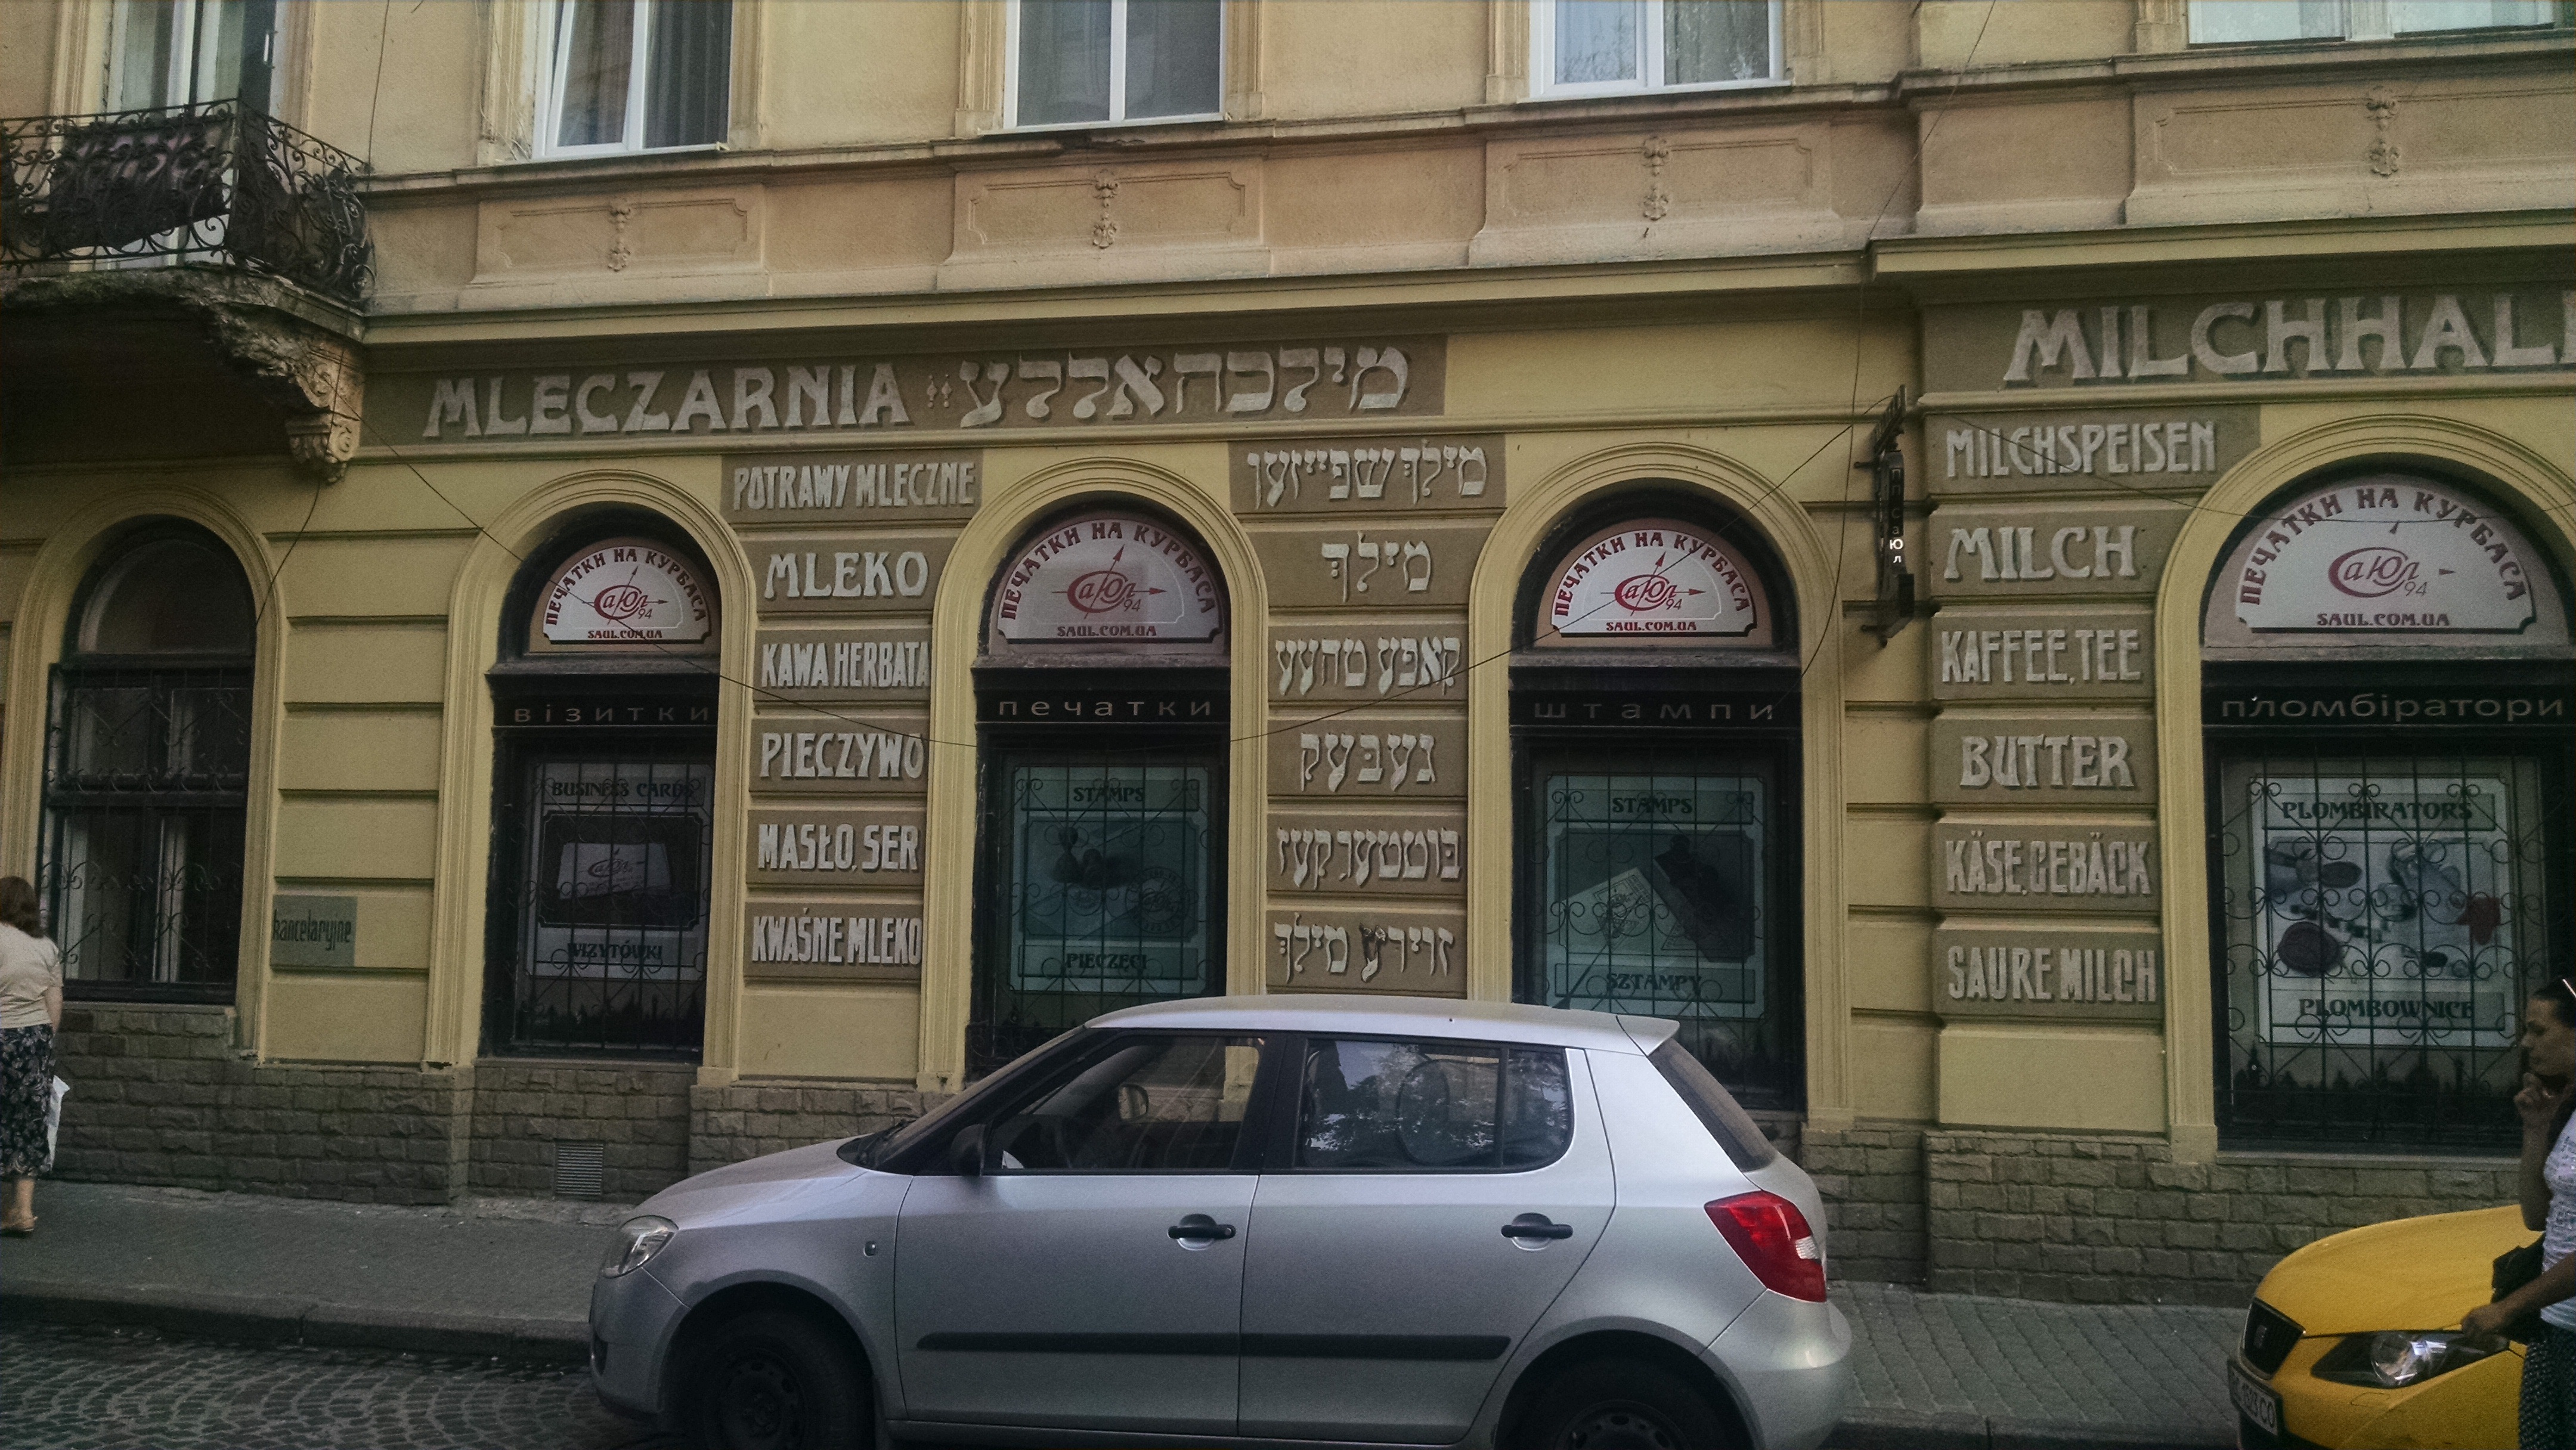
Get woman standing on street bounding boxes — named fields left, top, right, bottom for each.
left=2464, top=980, right=2576, bottom=1448
left=0, top=875, right=63, bottom=1235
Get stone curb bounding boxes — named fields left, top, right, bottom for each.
left=2, top=1279, right=590, bottom=1365
left=1830, top=1408, right=2233, bottom=1450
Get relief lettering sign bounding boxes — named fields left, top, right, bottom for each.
left=1933, top=506, right=2182, bottom=599
left=2231, top=477, right=2539, bottom=633
left=270, top=894, right=358, bottom=969
left=1250, top=521, right=1491, bottom=610
left=1229, top=433, right=1504, bottom=513
left=1934, top=928, right=2163, bottom=1023
left=391, top=337, right=1445, bottom=442
left=540, top=538, right=713, bottom=643
left=1270, top=808, right=1467, bottom=898
left=1544, top=520, right=1763, bottom=639
left=1267, top=906, right=1468, bottom=996
left=745, top=901, right=923, bottom=982
left=992, top=514, right=1224, bottom=643
left=1268, top=711, right=1465, bottom=799
left=1931, top=715, right=2157, bottom=804
left=748, top=807, right=926, bottom=887
left=754, top=532, right=952, bottom=616
left=1930, top=407, right=2258, bottom=491
left=754, top=627, right=931, bottom=702
left=1271, top=621, right=1466, bottom=701
left=1933, top=611, right=2152, bottom=700
left=752, top=714, right=931, bottom=795
left=1934, top=825, right=2160, bottom=915
left=1926, top=288, right=2571, bottom=394
left=724, top=450, right=983, bottom=523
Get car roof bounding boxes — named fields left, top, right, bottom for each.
left=1088, top=994, right=1673, bottom=1055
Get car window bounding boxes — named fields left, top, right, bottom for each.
left=1648, top=1039, right=1777, bottom=1170
left=1295, top=1038, right=1572, bottom=1172
left=987, top=1034, right=1262, bottom=1173
left=859, top=1027, right=1086, bottom=1172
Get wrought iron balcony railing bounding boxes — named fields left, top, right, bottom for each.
left=1, top=100, right=371, bottom=306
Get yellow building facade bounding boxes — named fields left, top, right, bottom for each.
left=2, top=0, right=2571, bottom=1300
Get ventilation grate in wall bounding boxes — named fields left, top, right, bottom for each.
left=552, top=1141, right=605, bottom=1200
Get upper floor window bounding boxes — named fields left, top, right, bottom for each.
left=1532, top=0, right=1780, bottom=98
left=543, top=0, right=732, bottom=157
left=2189, top=0, right=2565, bottom=44
left=112, top=0, right=276, bottom=111
left=1010, top=0, right=1222, bottom=129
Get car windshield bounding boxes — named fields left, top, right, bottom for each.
left=843, top=1027, right=1087, bottom=1169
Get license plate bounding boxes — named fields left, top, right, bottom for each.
left=2228, top=1359, right=2282, bottom=1438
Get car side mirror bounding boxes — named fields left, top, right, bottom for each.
left=948, top=1123, right=986, bottom=1178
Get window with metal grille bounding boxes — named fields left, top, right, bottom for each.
left=2208, top=735, right=2569, bottom=1151
left=41, top=526, right=257, bottom=1000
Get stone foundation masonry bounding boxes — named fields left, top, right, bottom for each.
left=688, top=1082, right=938, bottom=1177
left=1925, top=1129, right=2516, bottom=1306
left=1800, top=1121, right=1930, bottom=1286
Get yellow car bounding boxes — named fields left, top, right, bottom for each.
left=2230, top=1204, right=2528, bottom=1449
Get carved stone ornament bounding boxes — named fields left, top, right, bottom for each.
left=1091, top=170, right=1121, bottom=250
left=2364, top=87, right=2401, bottom=178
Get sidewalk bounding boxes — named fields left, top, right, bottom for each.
left=1, top=1182, right=2239, bottom=1449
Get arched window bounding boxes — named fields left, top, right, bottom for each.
left=42, top=523, right=258, bottom=997
left=1511, top=494, right=1804, bottom=1111
left=484, top=516, right=721, bottom=1057
left=2204, top=470, right=2575, bottom=1151
left=970, top=504, right=1230, bottom=1074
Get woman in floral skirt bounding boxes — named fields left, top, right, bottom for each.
left=0, top=875, right=64, bottom=1235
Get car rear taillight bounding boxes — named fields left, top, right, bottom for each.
left=1706, top=1191, right=1827, bottom=1302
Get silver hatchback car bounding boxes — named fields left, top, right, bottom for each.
left=590, top=995, right=1854, bottom=1450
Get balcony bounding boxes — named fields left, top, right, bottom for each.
left=1, top=100, right=371, bottom=306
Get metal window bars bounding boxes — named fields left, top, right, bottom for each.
left=40, top=664, right=253, bottom=994
left=1, top=100, right=371, bottom=305
left=2212, top=746, right=2569, bottom=1152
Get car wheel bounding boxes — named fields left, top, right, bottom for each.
left=1516, top=1359, right=1734, bottom=1450
left=686, top=1309, right=869, bottom=1450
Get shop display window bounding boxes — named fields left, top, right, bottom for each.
left=1512, top=500, right=1803, bottom=1111
left=971, top=506, right=1231, bottom=1076
left=2204, top=472, right=2574, bottom=1151
left=41, top=525, right=256, bottom=999
left=482, top=518, right=721, bottom=1058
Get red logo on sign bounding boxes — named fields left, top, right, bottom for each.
left=1066, top=569, right=1140, bottom=615
left=2327, top=547, right=2420, bottom=599
left=1612, top=573, right=1680, bottom=612
left=592, top=584, right=653, bottom=621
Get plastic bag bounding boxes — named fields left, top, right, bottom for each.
left=44, top=1075, right=67, bottom=1167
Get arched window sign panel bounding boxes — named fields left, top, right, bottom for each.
left=2202, top=471, right=2575, bottom=1152
left=1532, top=517, right=1776, bottom=648
left=528, top=535, right=719, bottom=654
left=44, top=523, right=259, bottom=999
left=2205, top=472, right=2571, bottom=659
left=985, top=509, right=1228, bottom=659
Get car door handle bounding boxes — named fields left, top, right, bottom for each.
left=1501, top=1214, right=1574, bottom=1241
left=1168, top=1214, right=1237, bottom=1242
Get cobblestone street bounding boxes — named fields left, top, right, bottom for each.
left=0, top=1324, right=678, bottom=1450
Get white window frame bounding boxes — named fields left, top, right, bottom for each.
left=1528, top=0, right=1785, bottom=101
left=2186, top=0, right=2569, bottom=44
left=1002, top=0, right=1226, bottom=132
left=535, top=0, right=729, bottom=160
left=109, top=0, right=279, bottom=111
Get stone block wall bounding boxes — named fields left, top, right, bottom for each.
left=688, top=1082, right=938, bottom=1177
left=52, top=1003, right=472, bottom=1205
left=468, top=1061, right=696, bottom=1201
left=1924, top=1129, right=2518, bottom=1305
left=1801, top=1121, right=1928, bottom=1284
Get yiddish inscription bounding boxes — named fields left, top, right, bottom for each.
left=1229, top=434, right=1504, bottom=513
left=1266, top=906, right=1469, bottom=994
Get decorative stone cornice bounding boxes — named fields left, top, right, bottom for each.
left=0, top=267, right=366, bottom=482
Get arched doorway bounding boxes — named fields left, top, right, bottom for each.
left=482, top=513, right=722, bottom=1058
left=968, top=503, right=1230, bottom=1075
left=2203, top=468, right=2574, bottom=1151
left=1510, top=492, right=1804, bottom=1111
left=40, top=522, right=258, bottom=996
